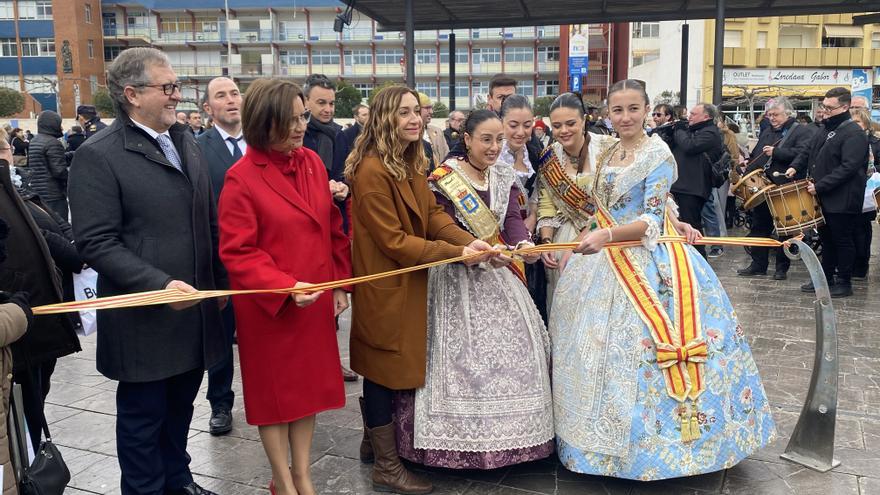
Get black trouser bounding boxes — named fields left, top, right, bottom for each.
left=673, top=192, right=707, bottom=257
left=116, top=367, right=203, bottom=495
left=205, top=303, right=235, bottom=412
left=726, top=195, right=737, bottom=228
left=853, top=211, right=875, bottom=278
left=526, top=261, right=548, bottom=324
left=818, top=212, right=858, bottom=284
left=44, top=198, right=68, bottom=222
left=747, top=202, right=790, bottom=273
left=363, top=378, right=395, bottom=429
left=12, top=359, right=57, bottom=454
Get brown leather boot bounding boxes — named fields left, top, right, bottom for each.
left=358, top=397, right=374, bottom=463
left=369, top=423, right=433, bottom=494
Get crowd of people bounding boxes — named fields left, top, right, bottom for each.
left=0, top=44, right=876, bottom=495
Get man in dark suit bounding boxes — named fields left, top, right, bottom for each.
left=793, top=87, right=869, bottom=298
left=197, top=76, right=244, bottom=437
left=68, top=47, right=226, bottom=495
left=737, top=96, right=816, bottom=279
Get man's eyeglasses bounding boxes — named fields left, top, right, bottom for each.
left=820, top=103, right=847, bottom=112
left=138, top=82, right=181, bottom=96
left=652, top=112, right=670, bottom=118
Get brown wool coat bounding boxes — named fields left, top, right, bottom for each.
left=349, top=156, right=475, bottom=389
left=0, top=303, right=27, bottom=495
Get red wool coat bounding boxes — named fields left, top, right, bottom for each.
left=218, top=146, right=352, bottom=425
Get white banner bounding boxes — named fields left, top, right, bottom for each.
left=723, top=68, right=854, bottom=86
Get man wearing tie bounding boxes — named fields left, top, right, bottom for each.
left=68, top=47, right=226, bottom=495
left=197, top=76, right=245, bottom=436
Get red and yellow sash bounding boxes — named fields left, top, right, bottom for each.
left=540, top=155, right=597, bottom=217
left=429, top=165, right=526, bottom=284
left=593, top=205, right=706, bottom=442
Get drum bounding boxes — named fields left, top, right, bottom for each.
left=731, top=169, right=774, bottom=210
left=765, top=180, right=825, bottom=236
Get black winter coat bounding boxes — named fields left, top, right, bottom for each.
left=68, top=114, right=228, bottom=382
left=793, top=112, right=869, bottom=214
left=747, top=118, right=816, bottom=185
left=26, top=112, right=68, bottom=202
left=0, top=161, right=81, bottom=372
left=670, top=119, right=724, bottom=199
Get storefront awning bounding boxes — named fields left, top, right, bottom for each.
left=823, top=25, right=864, bottom=38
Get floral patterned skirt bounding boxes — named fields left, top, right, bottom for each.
left=394, top=390, right=555, bottom=470
left=553, top=243, right=777, bottom=480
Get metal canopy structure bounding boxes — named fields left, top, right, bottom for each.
left=346, top=0, right=879, bottom=106
left=349, top=0, right=880, bottom=31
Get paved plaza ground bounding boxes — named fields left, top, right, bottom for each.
left=48, top=229, right=880, bottom=494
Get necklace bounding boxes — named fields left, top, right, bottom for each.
left=617, top=134, right=648, bottom=160
left=466, top=160, right=489, bottom=183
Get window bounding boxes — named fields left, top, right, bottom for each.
left=822, top=36, right=861, bottom=48
left=538, top=46, right=560, bottom=62
left=88, top=40, right=94, bottom=59
left=161, top=17, right=193, bottom=34
left=439, top=82, right=469, bottom=98
left=279, top=50, right=308, bottom=66
left=504, top=47, right=533, bottom=63
left=0, top=3, right=14, bottom=20
left=105, top=45, right=124, bottom=61
left=439, top=48, right=468, bottom=64
left=195, top=17, right=219, bottom=33
left=38, top=38, right=54, bottom=56
left=537, top=79, right=559, bottom=96
left=632, top=52, right=660, bottom=66
left=350, top=49, right=372, bottom=65
left=0, top=39, right=17, bottom=57
left=474, top=47, right=500, bottom=64
left=17, top=1, right=36, bottom=19
left=416, top=49, right=436, bottom=65
left=756, top=31, right=768, bottom=49
left=20, top=38, right=39, bottom=57
left=516, top=81, right=533, bottom=98
left=724, top=30, right=743, bottom=48
left=376, top=48, right=403, bottom=65
left=873, top=32, right=880, bottom=49
left=311, top=49, right=339, bottom=66
left=35, top=0, right=51, bottom=19
left=633, top=22, right=659, bottom=38
left=416, top=82, right=437, bottom=99
left=84, top=3, right=92, bottom=23
left=354, top=83, right=373, bottom=98
left=471, top=80, right=488, bottom=94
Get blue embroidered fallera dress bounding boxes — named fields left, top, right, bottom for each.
left=550, top=135, right=776, bottom=480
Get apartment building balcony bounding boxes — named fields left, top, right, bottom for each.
left=340, top=28, right=374, bottom=42
left=103, top=27, right=154, bottom=45
left=341, top=64, right=375, bottom=77
left=228, top=30, right=271, bottom=44
left=775, top=47, right=864, bottom=67
left=537, top=26, right=560, bottom=38
left=503, top=61, right=537, bottom=74
left=537, top=61, right=560, bottom=72
left=723, top=47, right=747, bottom=66
left=469, top=62, right=504, bottom=75
left=310, top=63, right=341, bottom=77
left=173, top=65, right=227, bottom=78
left=280, top=64, right=309, bottom=77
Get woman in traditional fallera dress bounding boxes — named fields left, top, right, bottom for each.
left=395, top=110, right=555, bottom=469
left=550, top=80, right=776, bottom=480
left=536, top=93, right=617, bottom=309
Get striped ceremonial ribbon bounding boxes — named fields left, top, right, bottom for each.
left=31, top=235, right=788, bottom=316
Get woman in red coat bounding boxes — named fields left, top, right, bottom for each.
left=218, top=78, right=351, bottom=495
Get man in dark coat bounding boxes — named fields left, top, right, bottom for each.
left=77, top=104, right=107, bottom=139
left=737, top=96, right=816, bottom=280
left=670, top=102, right=725, bottom=257
left=68, top=47, right=226, bottom=495
left=26, top=110, right=69, bottom=219
left=197, top=76, right=244, bottom=437
left=303, top=73, right=358, bottom=381
left=0, top=144, right=80, bottom=454
left=792, top=87, right=869, bottom=298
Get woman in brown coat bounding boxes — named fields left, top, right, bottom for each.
left=345, top=85, right=493, bottom=494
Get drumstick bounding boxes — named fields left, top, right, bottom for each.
left=745, top=137, right=783, bottom=168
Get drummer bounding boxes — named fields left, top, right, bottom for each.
left=737, top=96, right=816, bottom=280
